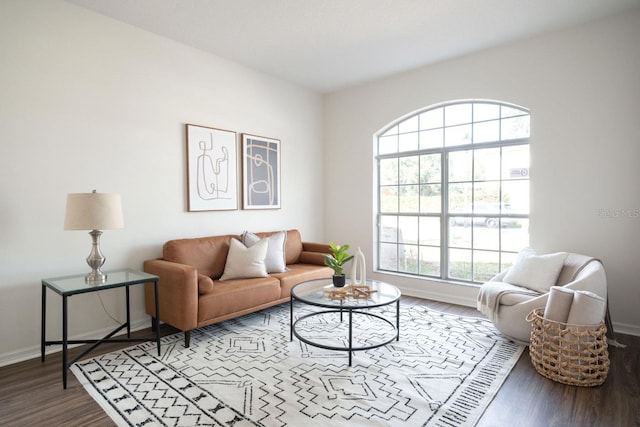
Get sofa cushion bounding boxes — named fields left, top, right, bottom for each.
left=242, top=230, right=288, bottom=273
left=271, top=263, right=334, bottom=299
left=163, top=235, right=235, bottom=279
left=220, top=238, right=269, bottom=280
left=198, top=277, right=281, bottom=322
left=504, top=248, right=568, bottom=293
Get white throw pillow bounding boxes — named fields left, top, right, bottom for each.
left=242, top=230, right=288, bottom=273
left=219, top=238, right=268, bottom=280
left=503, top=248, right=568, bottom=293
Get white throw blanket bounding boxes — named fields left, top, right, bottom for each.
left=477, top=281, right=539, bottom=321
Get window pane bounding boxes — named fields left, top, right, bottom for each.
left=473, top=182, right=501, bottom=208
left=444, top=124, right=472, bottom=146
left=379, top=243, right=398, bottom=270
left=445, top=104, right=472, bottom=126
left=399, top=185, right=419, bottom=212
left=399, top=131, right=419, bottom=152
left=399, top=115, right=419, bottom=133
left=381, top=125, right=398, bottom=137
left=419, top=217, right=440, bottom=246
left=379, top=158, right=398, bottom=185
left=448, top=183, right=472, bottom=213
left=449, top=221, right=471, bottom=249
left=399, top=244, right=418, bottom=273
left=474, top=148, right=501, bottom=181
left=501, top=115, right=530, bottom=140
left=399, top=156, right=419, bottom=184
left=448, top=150, right=472, bottom=182
left=419, top=107, right=443, bottom=130
left=419, top=246, right=440, bottom=276
left=399, top=217, right=418, bottom=273
left=419, top=128, right=443, bottom=149
left=501, top=105, right=526, bottom=118
left=473, top=120, right=500, bottom=144
left=474, top=103, right=500, bottom=122
left=379, top=186, right=398, bottom=212
left=449, top=248, right=472, bottom=281
left=502, top=180, right=529, bottom=214
left=420, top=184, right=441, bottom=213
left=502, top=219, right=529, bottom=252
left=474, top=224, right=499, bottom=250
left=398, top=216, right=418, bottom=245
left=420, top=154, right=441, bottom=183
left=378, top=134, right=398, bottom=155
left=380, top=216, right=398, bottom=242
left=473, top=250, right=500, bottom=282
left=502, top=145, right=529, bottom=179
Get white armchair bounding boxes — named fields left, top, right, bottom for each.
left=477, top=253, right=608, bottom=344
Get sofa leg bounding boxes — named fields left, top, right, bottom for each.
left=184, top=330, right=191, bottom=348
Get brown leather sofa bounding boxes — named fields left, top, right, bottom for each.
left=143, top=229, right=333, bottom=346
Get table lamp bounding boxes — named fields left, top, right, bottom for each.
left=64, top=190, right=124, bottom=284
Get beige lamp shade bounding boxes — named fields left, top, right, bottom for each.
left=64, top=192, right=124, bottom=230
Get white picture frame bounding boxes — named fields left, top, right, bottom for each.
left=186, top=124, right=238, bottom=211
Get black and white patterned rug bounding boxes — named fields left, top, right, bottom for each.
left=71, top=304, right=524, bottom=426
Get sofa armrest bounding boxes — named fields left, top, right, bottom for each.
left=298, top=242, right=331, bottom=265
left=143, top=259, right=199, bottom=332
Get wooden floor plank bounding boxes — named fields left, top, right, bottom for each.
left=1, top=297, right=638, bottom=426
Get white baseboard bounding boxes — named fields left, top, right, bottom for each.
left=611, top=321, right=640, bottom=337
left=398, top=286, right=477, bottom=309
left=0, top=319, right=150, bottom=368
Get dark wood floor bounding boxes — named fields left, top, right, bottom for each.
left=1, top=296, right=638, bottom=426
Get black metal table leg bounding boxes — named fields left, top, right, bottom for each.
left=125, top=285, right=131, bottom=338
left=41, top=284, right=46, bottom=362
left=396, top=299, right=400, bottom=341
left=62, top=295, right=68, bottom=389
left=348, top=309, right=353, bottom=366
left=154, top=281, right=161, bottom=356
left=290, top=297, right=294, bottom=341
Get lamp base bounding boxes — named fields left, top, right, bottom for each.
left=86, top=229, right=107, bottom=285
left=85, top=270, right=107, bottom=285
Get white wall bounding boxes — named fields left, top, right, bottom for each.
left=0, top=0, right=324, bottom=364
left=324, top=8, right=640, bottom=334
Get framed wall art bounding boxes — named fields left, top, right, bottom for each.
left=186, top=124, right=238, bottom=211
left=242, top=134, right=281, bottom=209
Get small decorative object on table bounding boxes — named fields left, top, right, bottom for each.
left=350, top=247, right=366, bottom=285
left=324, top=284, right=377, bottom=300
left=323, top=242, right=353, bottom=287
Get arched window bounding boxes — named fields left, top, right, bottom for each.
left=376, top=100, right=530, bottom=283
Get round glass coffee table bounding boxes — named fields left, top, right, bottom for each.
left=290, top=278, right=401, bottom=366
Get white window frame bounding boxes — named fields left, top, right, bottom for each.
left=375, top=100, right=530, bottom=284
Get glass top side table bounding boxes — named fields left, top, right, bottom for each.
left=41, top=268, right=160, bottom=389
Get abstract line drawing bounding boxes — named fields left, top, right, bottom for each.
left=242, top=134, right=281, bottom=209
left=197, top=137, right=229, bottom=200
left=186, top=124, right=237, bottom=211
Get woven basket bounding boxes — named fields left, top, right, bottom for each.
left=526, top=307, right=609, bottom=387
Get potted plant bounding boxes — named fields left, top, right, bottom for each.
left=323, top=242, right=354, bottom=287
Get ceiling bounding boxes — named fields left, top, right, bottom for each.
left=67, top=0, right=639, bottom=93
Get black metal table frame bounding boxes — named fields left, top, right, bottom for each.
left=290, top=295, right=400, bottom=366
left=41, top=271, right=161, bottom=389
